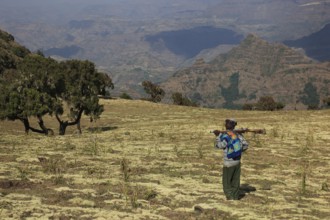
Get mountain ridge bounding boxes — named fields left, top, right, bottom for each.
left=1, top=0, right=330, bottom=97
left=1, top=28, right=330, bottom=110
left=161, top=34, right=330, bottom=109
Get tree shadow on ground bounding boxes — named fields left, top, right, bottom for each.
left=87, top=126, right=118, bottom=133
left=239, top=184, right=257, bottom=200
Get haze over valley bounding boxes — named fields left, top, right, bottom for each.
left=1, top=2, right=330, bottom=219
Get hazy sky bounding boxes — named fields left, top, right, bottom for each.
left=0, top=0, right=219, bottom=25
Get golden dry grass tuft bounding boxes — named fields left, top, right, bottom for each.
left=0, top=99, right=329, bottom=219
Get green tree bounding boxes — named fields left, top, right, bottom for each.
left=0, top=55, right=114, bottom=136
left=299, top=82, right=320, bottom=109
left=120, top=92, right=132, bottom=100
left=256, top=96, right=277, bottom=111
left=0, top=51, right=16, bottom=74
left=142, top=80, right=165, bottom=103
left=220, top=72, right=243, bottom=109
left=172, top=92, right=198, bottom=107
left=242, top=96, right=284, bottom=111
left=0, top=54, right=59, bottom=134
left=242, top=103, right=255, bottom=110
left=55, top=60, right=114, bottom=135
left=255, top=96, right=285, bottom=111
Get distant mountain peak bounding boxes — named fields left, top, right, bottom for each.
left=242, top=33, right=265, bottom=43
left=162, top=34, right=330, bottom=109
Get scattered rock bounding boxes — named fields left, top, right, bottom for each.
left=145, top=191, right=157, bottom=200
left=194, top=205, right=204, bottom=213
left=38, top=157, right=48, bottom=163
left=261, top=185, right=272, bottom=190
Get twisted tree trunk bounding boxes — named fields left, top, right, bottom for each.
left=37, top=115, right=54, bottom=135
left=18, top=116, right=51, bottom=135
left=56, top=108, right=84, bottom=135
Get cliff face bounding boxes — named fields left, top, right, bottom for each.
left=161, top=34, right=330, bottom=109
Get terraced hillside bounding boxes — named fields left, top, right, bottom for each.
left=0, top=99, right=329, bottom=219
left=161, top=34, right=330, bottom=109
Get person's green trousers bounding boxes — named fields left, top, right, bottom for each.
left=222, top=163, right=241, bottom=200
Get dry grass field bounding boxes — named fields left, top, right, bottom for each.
left=0, top=99, right=329, bottom=219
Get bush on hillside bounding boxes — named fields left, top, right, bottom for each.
left=120, top=92, right=132, bottom=100
left=256, top=96, right=285, bottom=111
left=172, top=92, right=198, bottom=107
left=142, top=80, right=165, bottom=103
left=323, top=97, right=330, bottom=108
left=242, top=103, right=255, bottom=110
left=0, top=30, right=14, bottom=42
left=307, top=104, right=320, bottom=110
left=243, top=96, right=285, bottom=111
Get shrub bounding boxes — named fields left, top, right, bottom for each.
left=276, top=102, right=285, bottom=110
left=120, top=92, right=132, bottom=100
left=256, top=96, right=285, bottom=111
left=0, top=30, right=14, bottom=42
left=243, top=96, right=285, bottom=111
left=11, top=46, right=30, bottom=58
left=242, top=103, right=255, bottom=110
left=172, top=92, right=198, bottom=107
left=256, top=96, right=277, bottom=111
left=323, top=97, right=330, bottom=108
left=142, top=80, right=165, bottom=103
left=307, top=104, right=319, bottom=110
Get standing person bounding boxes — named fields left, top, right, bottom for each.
left=214, top=118, right=248, bottom=200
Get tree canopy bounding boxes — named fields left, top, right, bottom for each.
left=172, top=92, right=198, bottom=107
left=0, top=55, right=59, bottom=134
left=142, top=80, right=165, bottom=103
left=55, top=60, right=114, bottom=135
left=0, top=53, right=114, bottom=135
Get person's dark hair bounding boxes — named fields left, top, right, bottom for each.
left=225, top=119, right=237, bottom=130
